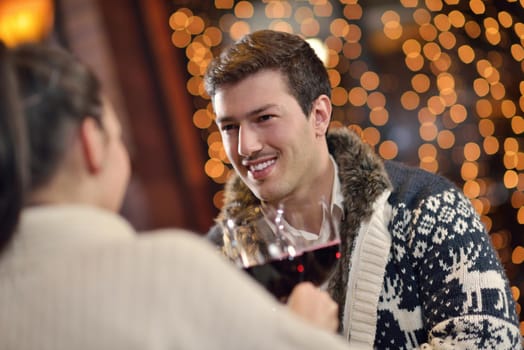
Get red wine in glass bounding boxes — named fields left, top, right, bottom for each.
left=244, top=240, right=341, bottom=300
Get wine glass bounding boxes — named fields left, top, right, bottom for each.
left=219, top=200, right=341, bottom=300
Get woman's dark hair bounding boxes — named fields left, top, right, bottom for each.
left=205, top=30, right=331, bottom=117
left=0, top=41, right=103, bottom=253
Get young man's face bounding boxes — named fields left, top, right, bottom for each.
left=213, top=69, right=330, bottom=205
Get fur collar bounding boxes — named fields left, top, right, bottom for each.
left=325, top=128, right=391, bottom=314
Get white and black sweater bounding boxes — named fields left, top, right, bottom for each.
left=208, top=128, right=521, bottom=349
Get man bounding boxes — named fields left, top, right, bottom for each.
left=205, top=30, right=521, bottom=349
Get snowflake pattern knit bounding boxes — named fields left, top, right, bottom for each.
left=376, top=187, right=521, bottom=349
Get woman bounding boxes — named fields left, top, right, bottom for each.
left=0, top=42, right=346, bottom=350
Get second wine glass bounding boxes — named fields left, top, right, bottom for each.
left=220, top=200, right=341, bottom=300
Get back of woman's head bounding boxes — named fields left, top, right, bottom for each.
left=0, top=41, right=102, bottom=253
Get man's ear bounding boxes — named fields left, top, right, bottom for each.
left=79, top=117, right=105, bottom=174
left=311, top=94, right=332, bottom=136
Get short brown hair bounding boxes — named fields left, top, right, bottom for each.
left=205, top=30, right=331, bottom=117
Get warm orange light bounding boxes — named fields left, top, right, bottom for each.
left=348, top=87, right=367, bottom=106
left=434, top=14, right=451, bottom=32
left=427, top=96, right=445, bottom=115
left=505, top=138, right=520, bottom=153
left=169, top=10, right=190, bottom=30
left=171, top=30, right=192, bottom=48
left=419, top=23, right=438, bottom=41
left=483, top=136, right=499, bottom=155
left=475, top=99, right=493, bottom=118
left=342, top=42, right=362, bottom=59
left=426, top=0, right=443, bottom=12
left=343, top=3, right=362, bottom=20
left=370, top=107, right=389, bottom=126
left=301, top=18, right=320, bottom=37
left=498, top=11, right=513, bottom=28
left=203, top=26, right=223, bottom=47
left=420, top=123, right=438, bottom=141
left=437, top=130, right=455, bottom=149
left=490, top=82, right=506, bottom=100
left=469, top=0, right=486, bottom=15
left=405, top=53, right=425, bottom=71
left=418, top=143, right=437, bottom=161
left=438, top=31, right=456, bottom=49
left=504, top=153, right=518, bottom=169
left=0, top=0, right=54, bottom=46
left=413, top=8, right=431, bottom=25
left=207, top=131, right=222, bottom=146
left=448, top=10, right=465, bottom=28
left=209, top=143, right=227, bottom=163
left=449, top=104, right=467, bottom=124
left=473, top=78, right=490, bottom=97
left=215, top=0, right=234, bottom=9
left=294, top=6, right=314, bottom=23
left=511, top=44, right=524, bottom=62
left=367, top=91, right=386, bottom=109
left=519, top=207, right=524, bottom=225
left=491, top=232, right=504, bottom=249
left=464, top=142, right=481, bottom=161
left=504, top=170, right=519, bottom=189
left=403, top=38, right=421, bottom=56
left=458, top=44, right=475, bottom=63
left=412, top=73, right=430, bottom=93
left=269, top=20, right=293, bottom=33
left=379, top=140, right=398, bottom=160
left=420, top=159, right=439, bottom=173
left=205, top=158, right=227, bottom=179
left=464, top=180, right=481, bottom=198
left=193, top=109, right=214, bottom=129
left=511, top=116, right=524, bottom=134
left=362, top=127, right=380, bottom=146
left=331, top=87, right=348, bottom=107
left=423, top=42, right=441, bottom=61
left=512, top=286, right=521, bottom=301
left=479, top=119, right=495, bottom=137
left=400, top=0, right=418, bottom=7
left=229, top=21, right=250, bottom=41
left=187, top=16, right=205, bottom=35
left=265, top=1, right=292, bottom=18
left=401, top=91, right=420, bottom=110
left=330, top=18, right=349, bottom=37
left=360, top=71, right=380, bottom=91
left=313, top=1, right=333, bottom=17
left=464, top=20, right=482, bottom=39
left=501, top=100, right=517, bottom=118
left=327, top=69, right=341, bottom=87
left=512, top=192, right=524, bottom=209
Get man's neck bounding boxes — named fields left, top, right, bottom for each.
left=279, top=156, right=335, bottom=233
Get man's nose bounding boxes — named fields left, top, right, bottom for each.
left=238, top=124, right=262, bottom=157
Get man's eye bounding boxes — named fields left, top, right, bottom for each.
left=220, top=124, right=238, bottom=132
left=259, top=115, right=273, bottom=122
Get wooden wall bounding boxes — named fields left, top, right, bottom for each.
left=56, top=0, right=218, bottom=234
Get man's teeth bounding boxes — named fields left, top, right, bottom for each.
left=249, top=159, right=275, bottom=172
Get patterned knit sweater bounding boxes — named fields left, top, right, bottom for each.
left=208, top=128, right=521, bottom=349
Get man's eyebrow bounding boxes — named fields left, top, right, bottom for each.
left=216, top=104, right=279, bottom=124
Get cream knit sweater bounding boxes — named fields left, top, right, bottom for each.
left=0, top=205, right=349, bottom=350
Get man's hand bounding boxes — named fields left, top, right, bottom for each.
left=287, top=282, right=339, bottom=333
